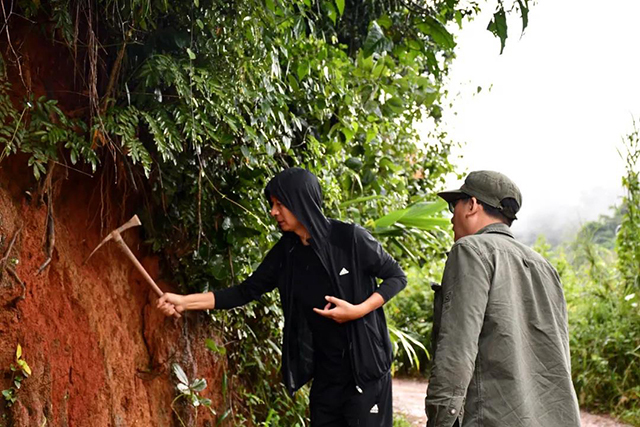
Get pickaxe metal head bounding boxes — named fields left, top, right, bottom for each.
left=84, top=215, right=142, bottom=264
left=84, top=214, right=177, bottom=316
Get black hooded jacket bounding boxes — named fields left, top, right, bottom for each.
left=214, top=168, right=407, bottom=394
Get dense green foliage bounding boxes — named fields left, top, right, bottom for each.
left=1, top=0, right=528, bottom=423
left=558, top=135, right=640, bottom=425
left=617, top=124, right=640, bottom=291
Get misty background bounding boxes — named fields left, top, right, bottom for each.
left=429, top=0, right=640, bottom=246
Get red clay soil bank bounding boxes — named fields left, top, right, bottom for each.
left=0, top=158, right=226, bottom=426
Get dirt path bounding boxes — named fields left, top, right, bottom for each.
left=393, top=378, right=632, bottom=427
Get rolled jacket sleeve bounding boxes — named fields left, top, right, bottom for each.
left=354, top=225, right=407, bottom=302
left=425, top=242, right=492, bottom=427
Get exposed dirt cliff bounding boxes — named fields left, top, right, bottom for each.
left=0, top=158, right=226, bottom=426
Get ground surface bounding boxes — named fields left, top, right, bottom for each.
left=393, top=377, right=632, bottom=427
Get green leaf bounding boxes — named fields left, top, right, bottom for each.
left=17, top=359, right=31, bottom=376
left=366, top=126, right=378, bottom=143
left=191, top=378, right=207, bottom=392
left=265, top=0, right=275, bottom=12
left=363, top=21, right=392, bottom=56
left=172, top=363, right=189, bottom=385
left=335, top=0, right=345, bottom=16
left=399, top=217, right=450, bottom=230
left=517, top=0, right=529, bottom=34
left=186, top=48, right=196, bottom=60
left=205, top=338, right=227, bottom=356
left=377, top=14, right=393, bottom=29
left=374, top=208, right=408, bottom=228
left=345, top=157, right=363, bottom=170
left=487, top=8, right=508, bottom=54
left=341, top=126, right=354, bottom=143
left=384, top=97, right=404, bottom=114
left=296, top=61, right=309, bottom=80
left=401, top=200, right=448, bottom=219
left=325, top=1, right=337, bottom=25
left=374, top=201, right=448, bottom=230
left=379, top=157, right=401, bottom=172
left=416, top=17, right=455, bottom=49
left=16, top=344, right=22, bottom=359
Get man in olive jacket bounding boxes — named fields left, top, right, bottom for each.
left=158, top=167, right=406, bottom=426
left=426, top=171, right=580, bottom=427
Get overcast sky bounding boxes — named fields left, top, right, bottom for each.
left=431, top=0, right=640, bottom=245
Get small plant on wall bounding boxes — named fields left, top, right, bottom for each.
left=2, top=344, right=31, bottom=407
left=171, top=363, right=215, bottom=426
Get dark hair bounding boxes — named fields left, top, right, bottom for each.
left=478, top=198, right=519, bottom=227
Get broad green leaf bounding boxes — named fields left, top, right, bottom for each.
left=401, top=200, right=447, bottom=219
left=487, top=8, right=508, bottom=54
left=377, top=14, right=393, bottom=29
left=296, top=61, right=309, bottom=80
left=325, top=1, right=337, bottom=25
left=416, top=17, right=455, bottom=49
left=374, top=201, right=447, bottom=229
left=399, top=217, right=451, bottom=230
left=205, top=338, right=227, bottom=355
left=517, top=0, right=529, bottom=34
left=374, top=208, right=408, bottom=228
left=341, top=127, right=354, bottom=143
left=172, top=363, right=189, bottom=385
left=363, top=21, right=392, bottom=56
left=384, top=97, right=404, bottom=114
left=345, top=157, right=363, bottom=170
left=265, top=0, right=275, bottom=12
left=379, top=157, right=401, bottom=172
left=191, top=378, right=207, bottom=392
left=335, top=0, right=345, bottom=16
left=366, top=126, right=378, bottom=143
left=17, top=360, right=31, bottom=376
left=186, top=48, right=196, bottom=60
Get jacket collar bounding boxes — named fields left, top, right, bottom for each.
left=474, top=222, right=514, bottom=238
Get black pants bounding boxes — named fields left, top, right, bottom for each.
left=310, top=372, right=392, bottom=427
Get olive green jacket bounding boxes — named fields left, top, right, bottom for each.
left=425, top=223, right=581, bottom=427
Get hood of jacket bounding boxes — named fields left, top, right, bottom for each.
left=264, top=167, right=330, bottom=241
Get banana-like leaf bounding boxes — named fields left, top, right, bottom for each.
left=374, top=200, right=448, bottom=230
left=388, top=325, right=429, bottom=370
left=339, top=194, right=386, bottom=208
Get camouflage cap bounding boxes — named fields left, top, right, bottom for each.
left=438, top=170, right=522, bottom=220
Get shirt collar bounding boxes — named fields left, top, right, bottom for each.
left=474, top=222, right=514, bottom=238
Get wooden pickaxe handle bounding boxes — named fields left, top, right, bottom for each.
left=112, top=234, right=181, bottom=319
left=113, top=233, right=163, bottom=297
left=86, top=215, right=181, bottom=319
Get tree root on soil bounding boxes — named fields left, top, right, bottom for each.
left=37, top=163, right=56, bottom=275
left=0, top=227, right=25, bottom=299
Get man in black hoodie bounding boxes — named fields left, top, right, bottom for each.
left=157, top=168, right=407, bottom=427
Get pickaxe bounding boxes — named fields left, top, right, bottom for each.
left=85, top=215, right=180, bottom=318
